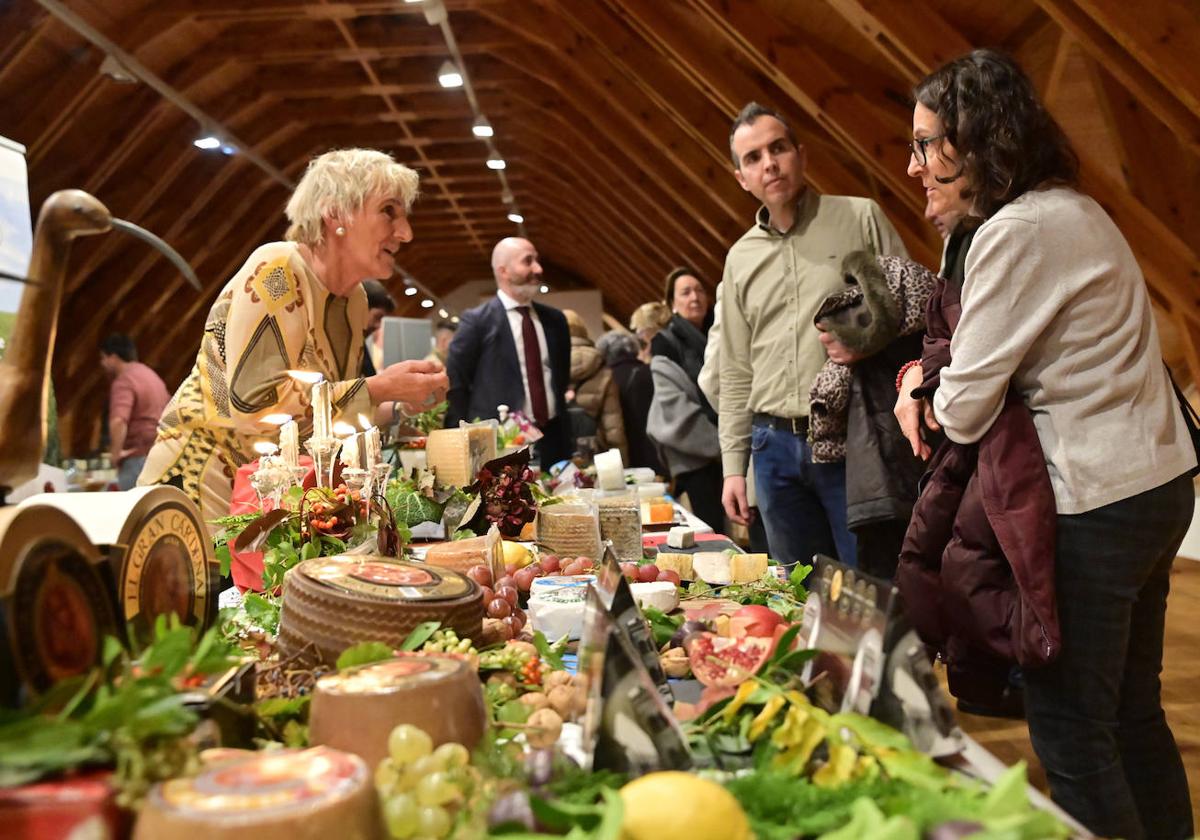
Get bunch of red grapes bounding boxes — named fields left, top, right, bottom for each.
left=618, top=562, right=682, bottom=587
left=466, top=553, right=596, bottom=641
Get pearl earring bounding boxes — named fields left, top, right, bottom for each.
left=335, top=226, right=346, bottom=236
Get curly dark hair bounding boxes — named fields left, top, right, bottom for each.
left=914, top=49, right=1078, bottom=218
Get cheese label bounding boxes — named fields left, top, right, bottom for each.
left=154, top=747, right=364, bottom=814
left=533, top=586, right=589, bottom=606
left=300, top=557, right=472, bottom=601
left=121, top=502, right=210, bottom=639
left=318, top=655, right=463, bottom=695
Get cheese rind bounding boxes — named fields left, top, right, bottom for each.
left=666, top=527, right=695, bottom=549
left=630, top=581, right=679, bottom=613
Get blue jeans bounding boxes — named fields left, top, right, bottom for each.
left=1024, top=472, right=1194, bottom=840
left=118, top=456, right=146, bottom=491
left=750, top=423, right=855, bottom=570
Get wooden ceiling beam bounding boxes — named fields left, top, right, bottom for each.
left=1031, top=0, right=1200, bottom=155
left=149, top=0, right=501, bottom=23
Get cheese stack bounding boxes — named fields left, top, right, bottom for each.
left=692, top=552, right=770, bottom=585
left=536, top=503, right=601, bottom=562
left=134, top=747, right=377, bottom=840
left=425, top=424, right=497, bottom=487
left=597, top=496, right=641, bottom=562
left=276, top=556, right=484, bottom=668
left=309, top=655, right=487, bottom=770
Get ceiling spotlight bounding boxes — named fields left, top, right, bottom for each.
left=193, top=135, right=221, bottom=150
left=404, top=286, right=418, bottom=296
left=438, top=308, right=450, bottom=319
left=404, top=0, right=422, bottom=3
left=421, top=299, right=435, bottom=309
left=539, top=285, right=549, bottom=294
left=486, top=156, right=506, bottom=170
left=507, top=212, right=524, bottom=224
left=451, top=315, right=461, bottom=324
left=437, top=60, right=463, bottom=88
left=220, top=144, right=237, bottom=155
left=472, top=116, right=493, bottom=138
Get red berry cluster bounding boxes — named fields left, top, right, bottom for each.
left=520, top=657, right=542, bottom=687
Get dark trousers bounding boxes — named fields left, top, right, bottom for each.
left=751, top=423, right=855, bottom=570
left=674, top=460, right=725, bottom=535
left=1024, top=471, right=1194, bottom=840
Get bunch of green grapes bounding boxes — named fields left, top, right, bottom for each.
left=374, top=724, right=474, bottom=839
left=420, top=629, right=476, bottom=656
left=477, top=645, right=531, bottom=672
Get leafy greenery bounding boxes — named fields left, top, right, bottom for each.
left=405, top=400, right=448, bottom=435
left=641, top=606, right=683, bottom=648
left=683, top=563, right=812, bottom=621
left=335, top=641, right=396, bottom=670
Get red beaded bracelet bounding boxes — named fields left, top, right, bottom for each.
left=895, top=360, right=921, bottom=393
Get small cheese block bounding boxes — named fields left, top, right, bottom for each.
left=134, top=747, right=377, bottom=840
left=309, top=655, right=487, bottom=769
left=654, top=553, right=694, bottom=581
left=692, top=551, right=733, bottom=585
left=731, top=553, right=770, bottom=584
left=594, top=448, right=626, bottom=491
left=528, top=586, right=589, bottom=640
left=425, top=425, right=496, bottom=487
left=666, top=527, right=695, bottom=549
left=640, top=501, right=675, bottom=524
left=630, top=581, right=679, bottom=613
left=529, top=574, right=596, bottom=600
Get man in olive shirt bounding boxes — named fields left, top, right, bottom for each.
left=719, top=103, right=908, bottom=570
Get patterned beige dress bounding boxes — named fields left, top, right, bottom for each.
left=139, top=242, right=373, bottom=532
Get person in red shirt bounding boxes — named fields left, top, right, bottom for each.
left=99, top=333, right=170, bottom=490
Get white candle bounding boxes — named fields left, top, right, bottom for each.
left=340, top=433, right=360, bottom=468
left=279, top=420, right=299, bottom=468
left=312, top=380, right=332, bottom=440
left=363, top=426, right=381, bottom=467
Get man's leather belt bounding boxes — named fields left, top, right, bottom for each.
left=752, top=412, right=809, bottom=436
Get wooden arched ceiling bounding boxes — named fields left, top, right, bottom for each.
left=1, top=0, right=1198, bottom=454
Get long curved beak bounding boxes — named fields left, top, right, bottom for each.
left=110, top=217, right=201, bottom=290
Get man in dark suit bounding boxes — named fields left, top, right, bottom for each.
left=446, top=237, right=573, bottom=468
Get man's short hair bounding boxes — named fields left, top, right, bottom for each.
left=100, top=333, right=137, bottom=362
left=729, top=102, right=799, bottom=169
left=362, top=280, right=396, bottom=312
left=434, top=320, right=457, bottom=333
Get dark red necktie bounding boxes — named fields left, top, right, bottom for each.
left=517, top=306, right=549, bottom=426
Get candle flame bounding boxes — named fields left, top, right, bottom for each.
left=333, top=421, right=357, bottom=437
left=261, top=413, right=293, bottom=426
left=253, top=441, right=279, bottom=455
left=287, top=370, right=324, bottom=384
left=358, top=413, right=373, bottom=431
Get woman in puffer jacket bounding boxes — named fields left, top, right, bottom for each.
left=563, top=309, right=627, bottom=462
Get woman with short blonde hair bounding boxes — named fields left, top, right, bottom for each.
left=141, top=148, right=446, bottom=530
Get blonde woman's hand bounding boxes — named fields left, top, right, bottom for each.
left=368, top=359, right=449, bottom=413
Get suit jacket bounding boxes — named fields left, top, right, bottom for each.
left=445, top=296, right=572, bottom=467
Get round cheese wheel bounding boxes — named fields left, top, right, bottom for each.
left=276, top=557, right=483, bottom=668
left=309, top=655, right=487, bottom=769
left=134, top=747, right=378, bottom=840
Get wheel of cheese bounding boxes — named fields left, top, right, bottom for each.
left=536, top=504, right=600, bottom=562
left=309, top=655, right=487, bottom=769
left=134, top=746, right=378, bottom=840
left=20, top=486, right=219, bottom=642
left=420, top=525, right=504, bottom=580
left=276, top=557, right=484, bottom=668
left=0, top=504, right=118, bottom=704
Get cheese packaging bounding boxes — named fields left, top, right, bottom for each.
left=666, top=527, right=695, bottom=549
left=425, top=424, right=496, bottom=487
left=630, top=581, right=679, bottom=613
left=654, top=553, right=694, bottom=581
left=528, top=585, right=589, bottom=641
left=529, top=574, right=596, bottom=600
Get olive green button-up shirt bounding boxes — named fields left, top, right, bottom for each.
left=718, top=189, right=908, bottom=477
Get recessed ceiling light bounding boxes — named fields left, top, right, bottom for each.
left=404, top=286, right=418, bottom=296
left=421, top=299, right=435, bottom=309
left=451, top=315, right=461, bottom=324
left=193, top=135, right=221, bottom=150
left=539, top=285, right=549, bottom=294
left=507, top=212, right=524, bottom=224
left=472, top=116, right=493, bottom=138
left=437, top=60, right=463, bottom=88
left=486, top=156, right=506, bottom=170
left=438, top=308, right=449, bottom=318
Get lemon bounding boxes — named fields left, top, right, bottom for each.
left=501, top=540, right=533, bottom=569
left=619, top=772, right=751, bottom=840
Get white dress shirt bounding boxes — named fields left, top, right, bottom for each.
left=497, top=289, right=557, bottom=420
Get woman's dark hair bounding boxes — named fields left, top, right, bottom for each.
left=914, top=49, right=1078, bottom=218
left=663, top=266, right=705, bottom=306
left=100, top=333, right=137, bottom=362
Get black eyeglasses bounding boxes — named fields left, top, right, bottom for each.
left=908, top=134, right=945, bottom=166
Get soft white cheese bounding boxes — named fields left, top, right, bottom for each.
left=692, top=552, right=733, bottom=585
left=630, top=581, right=679, bottom=613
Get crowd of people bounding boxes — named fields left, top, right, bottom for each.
left=117, top=48, right=1195, bottom=840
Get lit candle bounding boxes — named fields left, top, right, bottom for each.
left=279, top=420, right=299, bottom=468
left=312, top=380, right=332, bottom=440
left=340, top=432, right=360, bottom=468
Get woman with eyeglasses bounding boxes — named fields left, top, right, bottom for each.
left=898, top=50, right=1195, bottom=839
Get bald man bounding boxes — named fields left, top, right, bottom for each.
left=445, top=238, right=573, bottom=467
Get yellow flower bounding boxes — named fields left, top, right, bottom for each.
left=748, top=695, right=786, bottom=742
